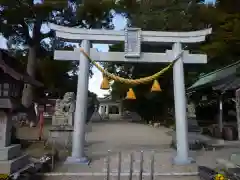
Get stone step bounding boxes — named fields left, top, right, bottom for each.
left=54, top=116, right=64, bottom=118
left=0, top=154, right=29, bottom=174
left=54, top=118, right=67, bottom=121
left=230, top=153, right=240, bottom=166
left=0, top=144, right=21, bottom=161
left=216, top=158, right=236, bottom=169
left=54, top=115, right=66, bottom=119
left=37, top=175, right=199, bottom=180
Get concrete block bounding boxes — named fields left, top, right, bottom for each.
left=216, top=158, right=236, bottom=169
left=0, top=154, right=29, bottom=174
left=0, top=144, right=21, bottom=161
left=230, top=153, right=240, bottom=166
left=49, top=127, right=73, bottom=148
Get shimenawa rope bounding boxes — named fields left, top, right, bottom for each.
left=79, top=48, right=184, bottom=85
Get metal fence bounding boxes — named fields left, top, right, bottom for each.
left=41, top=150, right=199, bottom=179
left=103, top=150, right=198, bottom=180
left=105, top=150, right=154, bottom=180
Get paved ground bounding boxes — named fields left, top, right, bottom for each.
left=40, top=121, right=199, bottom=180
left=17, top=121, right=240, bottom=180
left=86, top=121, right=172, bottom=157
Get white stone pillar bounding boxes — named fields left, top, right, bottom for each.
left=106, top=105, right=109, bottom=115
left=218, top=95, right=223, bottom=133
left=98, top=106, right=101, bottom=114
left=119, top=104, right=122, bottom=116
left=66, top=40, right=90, bottom=164
left=236, top=89, right=240, bottom=140
left=101, top=106, right=105, bottom=116
left=172, top=42, right=191, bottom=165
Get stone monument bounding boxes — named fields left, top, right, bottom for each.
left=187, top=100, right=201, bottom=132
left=187, top=101, right=196, bottom=119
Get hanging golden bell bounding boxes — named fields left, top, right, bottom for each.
left=125, top=88, right=136, bottom=100
left=151, top=80, right=162, bottom=92
left=100, top=76, right=110, bottom=90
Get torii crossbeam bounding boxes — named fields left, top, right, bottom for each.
left=49, top=23, right=211, bottom=165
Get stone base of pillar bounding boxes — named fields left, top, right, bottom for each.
left=48, top=125, right=73, bottom=148
left=65, top=156, right=90, bottom=165
left=173, top=156, right=195, bottom=165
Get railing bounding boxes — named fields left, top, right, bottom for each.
left=104, top=150, right=154, bottom=180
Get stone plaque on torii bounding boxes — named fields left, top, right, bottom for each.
left=49, top=23, right=211, bottom=165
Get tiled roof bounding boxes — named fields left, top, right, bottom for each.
left=188, top=60, right=240, bottom=92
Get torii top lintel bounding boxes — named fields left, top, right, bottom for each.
left=49, top=23, right=212, bottom=44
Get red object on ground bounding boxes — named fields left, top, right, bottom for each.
left=38, top=111, right=44, bottom=140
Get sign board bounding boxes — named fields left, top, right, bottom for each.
left=124, top=28, right=141, bottom=58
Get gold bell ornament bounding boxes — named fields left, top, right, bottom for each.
left=125, top=88, right=136, bottom=100
left=151, top=80, right=162, bottom=92
left=100, top=75, right=110, bottom=90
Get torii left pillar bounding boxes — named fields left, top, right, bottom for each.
left=66, top=40, right=91, bottom=164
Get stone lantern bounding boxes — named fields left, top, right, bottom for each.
left=0, top=49, right=43, bottom=174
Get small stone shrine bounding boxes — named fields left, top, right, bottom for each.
left=0, top=49, right=43, bottom=174
left=187, top=100, right=201, bottom=132
left=187, top=101, right=197, bottom=119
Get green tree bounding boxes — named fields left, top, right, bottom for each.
left=200, top=0, right=240, bottom=71
left=106, top=0, right=211, bottom=122
left=36, top=42, right=77, bottom=98
left=0, top=0, right=114, bottom=109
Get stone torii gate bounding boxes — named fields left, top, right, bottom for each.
left=49, top=23, right=211, bottom=165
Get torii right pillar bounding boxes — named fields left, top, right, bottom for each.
left=172, top=42, right=191, bottom=164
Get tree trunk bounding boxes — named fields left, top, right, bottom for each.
left=21, top=18, right=42, bottom=126
left=21, top=46, right=37, bottom=125
left=22, top=45, right=36, bottom=107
